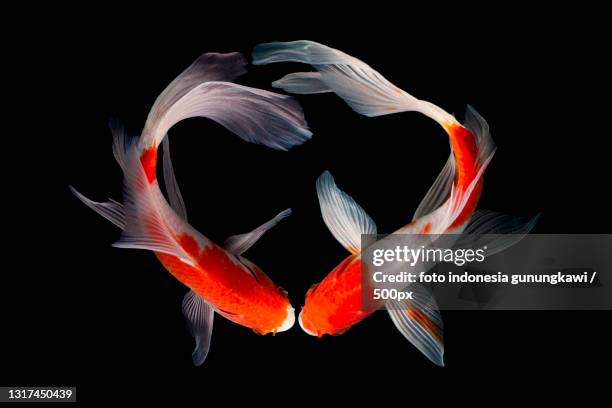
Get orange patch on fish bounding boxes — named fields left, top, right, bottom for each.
left=155, top=234, right=291, bottom=335
left=300, top=255, right=376, bottom=336
left=177, top=232, right=200, bottom=258
left=140, top=146, right=158, bottom=183
left=447, top=124, right=479, bottom=188
left=446, top=124, right=483, bottom=229
left=420, top=223, right=432, bottom=233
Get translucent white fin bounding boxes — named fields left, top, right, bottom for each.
left=413, top=153, right=456, bottom=220
left=69, top=186, right=126, bottom=230
left=148, top=81, right=312, bottom=151
left=253, top=40, right=455, bottom=125
left=465, top=209, right=541, bottom=236
left=316, top=171, right=377, bottom=254
left=110, top=120, right=131, bottom=171
left=224, top=208, right=292, bottom=256
left=272, top=72, right=332, bottom=94
left=253, top=40, right=350, bottom=65
left=454, top=209, right=541, bottom=256
left=112, top=139, right=193, bottom=265
left=386, top=285, right=444, bottom=366
left=144, top=52, right=248, bottom=142
left=162, top=137, right=188, bottom=221
left=182, top=290, right=214, bottom=366
left=464, top=105, right=495, bottom=170
left=72, top=121, right=133, bottom=231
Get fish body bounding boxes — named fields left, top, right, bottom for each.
left=300, top=254, right=367, bottom=336
left=155, top=240, right=294, bottom=334
left=119, top=136, right=297, bottom=335
left=72, top=51, right=311, bottom=363
left=254, top=40, right=536, bottom=366
left=298, top=121, right=484, bottom=338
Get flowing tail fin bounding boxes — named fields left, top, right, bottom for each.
left=253, top=40, right=456, bottom=126
left=142, top=51, right=312, bottom=151
left=148, top=81, right=312, bottom=151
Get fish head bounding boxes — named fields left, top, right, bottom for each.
left=235, top=255, right=296, bottom=333
left=298, top=254, right=370, bottom=337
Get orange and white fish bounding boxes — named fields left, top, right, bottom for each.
left=71, top=52, right=312, bottom=365
left=253, top=41, right=538, bottom=366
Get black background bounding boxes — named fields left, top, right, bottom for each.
left=5, top=7, right=610, bottom=404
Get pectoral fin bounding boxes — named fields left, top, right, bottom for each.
left=386, top=284, right=444, bottom=367
left=316, top=170, right=377, bottom=254
left=182, top=290, right=215, bottom=366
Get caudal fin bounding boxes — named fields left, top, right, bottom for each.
left=253, top=40, right=455, bottom=125
left=142, top=52, right=312, bottom=151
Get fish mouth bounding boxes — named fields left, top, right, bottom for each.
left=276, top=304, right=295, bottom=332
left=298, top=311, right=317, bottom=336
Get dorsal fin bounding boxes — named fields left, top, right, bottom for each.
left=162, top=137, right=188, bottom=221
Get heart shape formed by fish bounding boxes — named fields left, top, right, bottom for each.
left=71, top=41, right=539, bottom=367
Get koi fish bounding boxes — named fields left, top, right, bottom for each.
left=71, top=52, right=312, bottom=365
left=253, top=40, right=538, bottom=366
